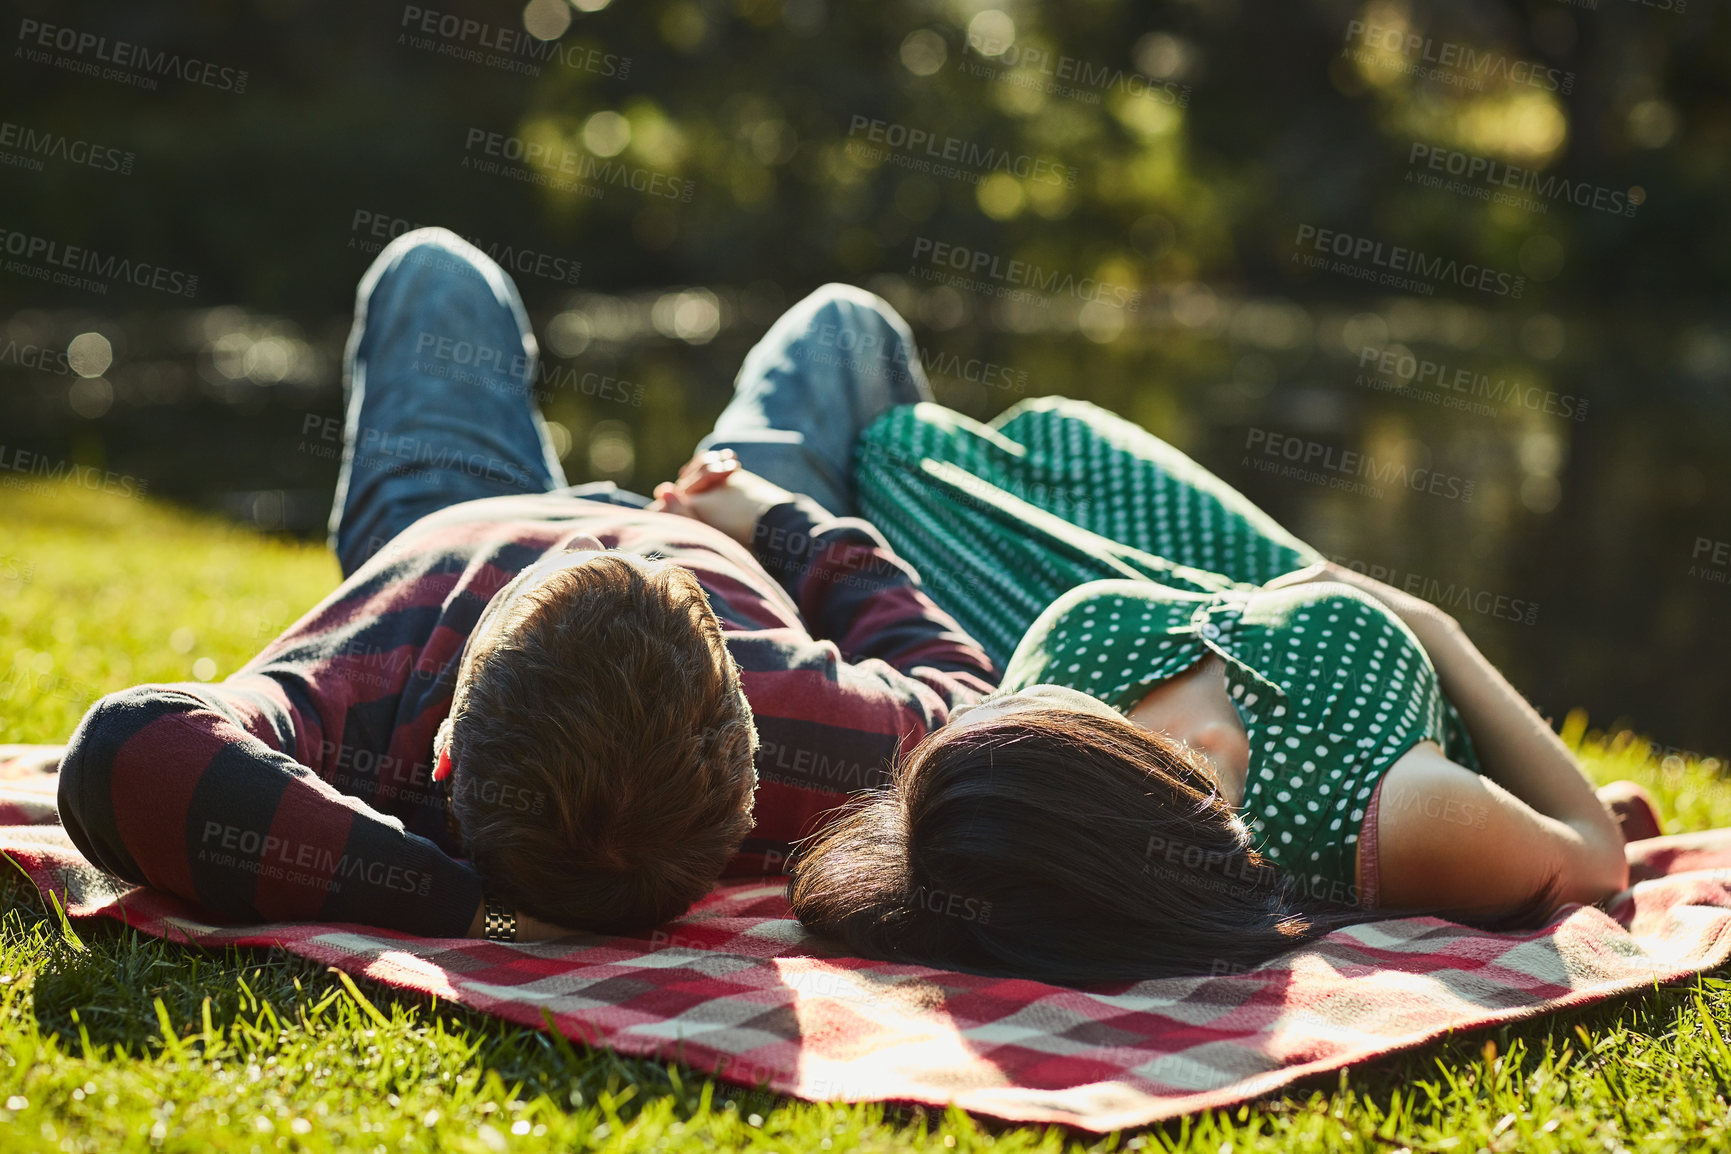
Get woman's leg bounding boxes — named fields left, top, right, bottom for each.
left=697, top=283, right=931, bottom=517
left=328, top=227, right=568, bottom=577
left=987, top=397, right=1322, bottom=586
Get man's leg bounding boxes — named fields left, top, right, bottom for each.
left=329, top=227, right=568, bottom=577
left=697, top=283, right=931, bottom=518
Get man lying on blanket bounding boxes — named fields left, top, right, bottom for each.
left=56, top=229, right=993, bottom=941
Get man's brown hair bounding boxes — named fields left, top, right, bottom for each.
left=447, top=553, right=757, bottom=931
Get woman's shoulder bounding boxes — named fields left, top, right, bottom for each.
left=1241, top=580, right=1421, bottom=645
left=1247, top=577, right=1389, bottom=614
left=1231, top=581, right=1436, bottom=699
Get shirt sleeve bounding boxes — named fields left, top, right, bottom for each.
left=56, top=681, right=482, bottom=938
left=719, top=498, right=998, bottom=875
left=724, top=626, right=996, bottom=874
left=750, top=496, right=999, bottom=678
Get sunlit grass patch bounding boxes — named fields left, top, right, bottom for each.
left=2, top=482, right=1729, bottom=1153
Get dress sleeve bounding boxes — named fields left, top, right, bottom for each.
left=1230, top=585, right=1443, bottom=897
left=996, top=580, right=1214, bottom=707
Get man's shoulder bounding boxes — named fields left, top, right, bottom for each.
left=358, top=493, right=804, bottom=636
left=406, top=492, right=624, bottom=532
left=370, top=493, right=625, bottom=564
left=306, top=496, right=605, bottom=636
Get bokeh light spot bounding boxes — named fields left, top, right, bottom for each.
left=967, top=10, right=1015, bottom=58
left=583, top=111, right=632, bottom=158
left=976, top=173, right=1025, bottom=220
left=900, top=29, right=947, bottom=77
left=67, top=332, right=113, bottom=378
left=522, top=0, right=572, bottom=42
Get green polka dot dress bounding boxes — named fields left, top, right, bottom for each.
left=1000, top=580, right=1473, bottom=896
left=857, top=398, right=1320, bottom=663
left=855, top=397, right=1481, bottom=895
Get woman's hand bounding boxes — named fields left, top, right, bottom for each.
left=650, top=448, right=796, bottom=548
left=1597, top=779, right=1663, bottom=843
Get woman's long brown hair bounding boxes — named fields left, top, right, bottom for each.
left=789, top=707, right=1553, bottom=986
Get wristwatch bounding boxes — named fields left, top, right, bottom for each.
left=483, top=894, right=518, bottom=942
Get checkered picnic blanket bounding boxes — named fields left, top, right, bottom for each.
left=5, top=745, right=1730, bottom=1132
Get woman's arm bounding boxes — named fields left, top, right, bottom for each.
left=1376, top=742, right=1626, bottom=910
left=1274, top=564, right=1626, bottom=891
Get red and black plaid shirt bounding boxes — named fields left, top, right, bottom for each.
left=57, top=493, right=996, bottom=937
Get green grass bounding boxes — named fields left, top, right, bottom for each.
left=3, top=483, right=1731, bottom=1153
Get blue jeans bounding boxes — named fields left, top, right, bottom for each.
left=697, top=282, right=931, bottom=516
left=330, top=228, right=927, bottom=574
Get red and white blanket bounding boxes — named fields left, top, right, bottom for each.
left=4, top=746, right=1728, bottom=1132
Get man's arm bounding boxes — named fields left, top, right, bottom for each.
left=57, top=681, right=485, bottom=936
left=656, top=451, right=999, bottom=679
left=724, top=620, right=993, bottom=874
left=751, top=497, right=995, bottom=674
left=729, top=494, right=999, bottom=865
left=650, top=453, right=997, bottom=872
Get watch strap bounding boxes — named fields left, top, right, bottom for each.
left=483, top=894, right=517, bottom=942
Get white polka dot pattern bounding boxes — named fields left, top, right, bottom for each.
left=857, top=400, right=1313, bottom=664
left=1000, top=581, right=1466, bottom=890
left=854, top=398, right=1482, bottom=893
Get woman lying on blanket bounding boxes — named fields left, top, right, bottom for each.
left=659, top=294, right=1658, bottom=987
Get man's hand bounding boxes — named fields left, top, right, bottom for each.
left=650, top=448, right=796, bottom=548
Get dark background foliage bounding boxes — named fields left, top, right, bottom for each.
left=2, top=0, right=1727, bottom=753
